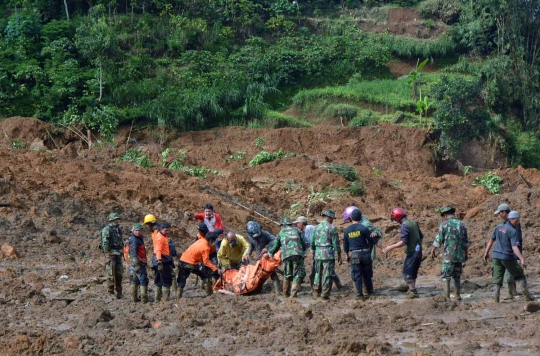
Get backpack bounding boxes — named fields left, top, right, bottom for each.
left=98, top=225, right=123, bottom=251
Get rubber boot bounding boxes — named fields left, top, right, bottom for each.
left=162, top=287, right=171, bottom=302
left=283, top=279, right=291, bottom=297
left=493, top=285, right=501, bottom=303
left=155, top=286, right=162, bottom=302
left=454, top=287, right=462, bottom=301
left=204, top=279, right=213, bottom=296
left=176, top=287, right=183, bottom=299
left=273, top=279, right=282, bottom=295
left=115, top=274, right=123, bottom=299
left=290, top=281, right=301, bottom=298
left=321, top=282, right=333, bottom=300
left=333, top=274, right=343, bottom=290
left=503, top=281, right=517, bottom=300
left=140, top=286, right=148, bottom=303
left=407, top=288, right=419, bottom=299
left=443, top=279, right=451, bottom=299
left=131, top=284, right=140, bottom=302
left=520, top=279, right=534, bottom=301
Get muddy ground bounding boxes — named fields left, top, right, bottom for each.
left=0, top=117, right=539, bottom=355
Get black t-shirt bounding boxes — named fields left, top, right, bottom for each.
left=343, top=223, right=373, bottom=253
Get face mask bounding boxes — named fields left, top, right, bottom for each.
left=230, top=240, right=238, bottom=247
left=112, top=223, right=120, bottom=228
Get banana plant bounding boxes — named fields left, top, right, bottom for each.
left=416, top=92, right=435, bottom=128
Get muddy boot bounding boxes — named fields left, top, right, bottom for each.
left=131, top=284, right=140, bottom=302
left=321, top=282, right=333, bottom=300
left=454, top=287, right=462, bottom=301
left=204, top=279, right=213, bottom=296
left=406, top=288, right=419, bottom=299
left=140, top=286, right=148, bottom=303
left=493, top=285, right=501, bottom=303
left=333, top=274, right=343, bottom=290
left=520, top=279, right=534, bottom=301
left=176, top=287, right=183, bottom=299
left=273, top=279, right=282, bottom=296
left=115, top=275, right=123, bottom=299
left=356, top=294, right=365, bottom=301
left=443, top=279, right=450, bottom=299
left=162, top=287, right=171, bottom=302
left=155, top=286, right=162, bottom=302
left=503, top=281, right=517, bottom=300
left=283, top=279, right=291, bottom=297
left=290, top=281, right=301, bottom=298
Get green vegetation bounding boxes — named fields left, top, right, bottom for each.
left=249, top=148, right=293, bottom=166
left=472, top=172, right=502, bottom=194
left=320, top=163, right=359, bottom=182
left=161, top=148, right=221, bottom=178
left=121, top=149, right=152, bottom=169
left=255, top=137, right=265, bottom=151
left=12, top=140, right=26, bottom=150
left=1, top=0, right=540, bottom=169
left=345, top=181, right=366, bottom=196
left=226, top=151, right=247, bottom=162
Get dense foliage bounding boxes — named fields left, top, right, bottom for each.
left=1, top=0, right=540, bottom=168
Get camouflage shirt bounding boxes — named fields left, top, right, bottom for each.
left=433, top=217, right=470, bottom=263
left=269, top=226, right=305, bottom=260
left=361, top=216, right=382, bottom=242
left=311, top=220, right=340, bottom=261
left=101, top=224, right=123, bottom=255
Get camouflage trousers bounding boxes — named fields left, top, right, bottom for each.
left=441, top=262, right=463, bottom=281
left=283, top=256, right=306, bottom=282
left=313, top=259, right=335, bottom=293
left=106, top=254, right=123, bottom=294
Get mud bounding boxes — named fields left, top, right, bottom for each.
left=0, top=117, right=539, bottom=355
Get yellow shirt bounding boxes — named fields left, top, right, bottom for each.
left=218, top=234, right=250, bottom=268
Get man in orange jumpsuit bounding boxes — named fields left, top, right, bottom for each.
left=177, top=231, right=221, bottom=298
left=152, top=222, right=174, bottom=302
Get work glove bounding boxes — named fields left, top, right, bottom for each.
left=157, top=260, right=164, bottom=273
left=242, top=255, right=250, bottom=263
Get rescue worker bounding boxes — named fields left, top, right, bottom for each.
left=143, top=214, right=159, bottom=244
left=383, top=208, right=424, bottom=299
left=428, top=206, right=469, bottom=301
left=494, top=203, right=523, bottom=299
left=296, top=216, right=343, bottom=291
left=187, top=203, right=225, bottom=232
left=218, top=232, right=250, bottom=270
left=128, top=223, right=149, bottom=303
left=343, top=209, right=378, bottom=300
left=246, top=221, right=281, bottom=295
left=311, top=210, right=342, bottom=300
left=101, top=213, right=124, bottom=299
left=265, top=217, right=306, bottom=298
left=483, top=211, right=534, bottom=303
left=343, top=206, right=383, bottom=261
left=153, top=222, right=174, bottom=302
left=177, top=231, right=222, bottom=298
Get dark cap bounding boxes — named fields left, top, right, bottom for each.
left=158, top=222, right=171, bottom=230
left=197, top=223, right=209, bottom=233
left=351, top=209, right=362, bottom=222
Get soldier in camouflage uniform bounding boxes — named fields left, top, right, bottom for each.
left=101, top=213, right=124, bottom=298
left=267, top=217, right=306, bottom=298
left=311, top=210, right=342, bottom=300
left=428, top=206, right=469, bottom=301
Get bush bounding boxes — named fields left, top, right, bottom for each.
left=247, top=111, right=312, bottom=128
left=349, top=110, right=380, bottom=127
left=324, top=104, right=361, bottom=120
left=418, top=0, right=461, bottom=24
left=320, top=163, right=359, bottom=182
left=249, top=148, right=293, bottom=166
left=472, top=172, right=502, bottom=194
left=508, top=131, right=540, bottom=169
left=346, top=181, right=365, bottom=196
left=121, top=149, right=152, bottom=168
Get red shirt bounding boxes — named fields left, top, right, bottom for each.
left=194, top=212, right=225, bottom=232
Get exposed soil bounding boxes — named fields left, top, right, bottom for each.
left=1, top=117, right=539, bottom=355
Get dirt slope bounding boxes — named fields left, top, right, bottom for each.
left=0, top=117, right=539, bottom=355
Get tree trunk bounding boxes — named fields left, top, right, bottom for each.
left=99, top=63, right=103, bottom=102
left=64, top=0, right=70, bottom=20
